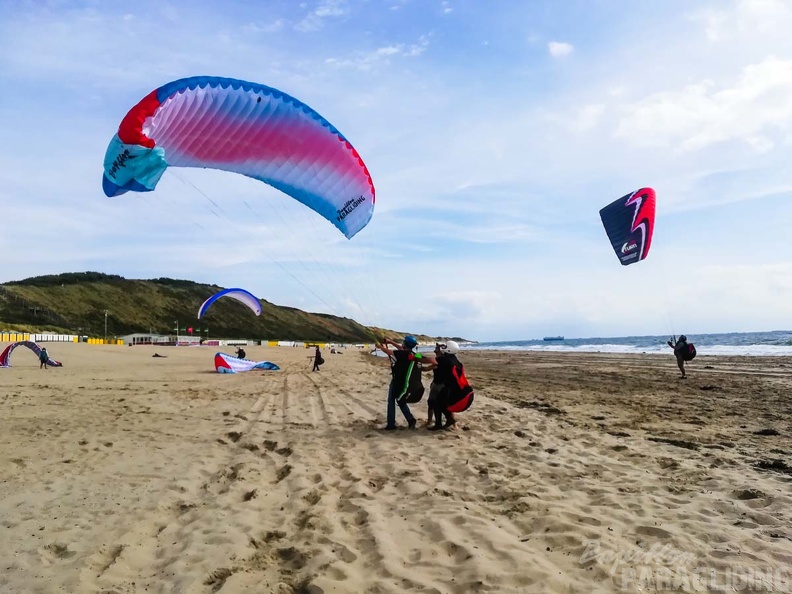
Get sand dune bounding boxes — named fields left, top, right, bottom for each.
left=1, top=344, right=790, bottom=593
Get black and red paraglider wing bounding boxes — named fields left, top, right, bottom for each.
left=599, top=187, right=656, bottom=266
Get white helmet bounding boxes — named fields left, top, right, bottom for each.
left=440, top=340, right=460, bottom=354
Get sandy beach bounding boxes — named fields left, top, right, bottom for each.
left=1, top=344, right=791, bottom=593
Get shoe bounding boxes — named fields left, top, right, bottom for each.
left=382, top=425, right=397, bottom=431
left=428, top=424, right=443, bottom=431
left=443, top=420, right=457, bottom=431
left=408, top=419, right=417, bottom=429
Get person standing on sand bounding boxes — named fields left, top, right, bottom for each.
left=667, top=335, right=690, bottom=379
left=421, top=341, right=462, bottom=430
left=376, top=335, right=421, bottom=430
left=39, top=347, right=49, bottom=370
left=421, top=342, right=444, bottom=427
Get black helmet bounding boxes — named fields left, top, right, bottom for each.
left=679, top=335, right=687, bottom=342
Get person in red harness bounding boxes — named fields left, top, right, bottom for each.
left=422, top=341, right=464, bottom=431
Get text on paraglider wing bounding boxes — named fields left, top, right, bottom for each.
left=107, top=149, right=135, bottom=179
left=336, top=195, right=366, bottom=222
left=621, top=241, right=638, bottom=254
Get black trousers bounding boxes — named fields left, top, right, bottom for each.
left=429, top=382, right=452, bottom=426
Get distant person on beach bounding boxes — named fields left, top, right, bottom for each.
left=39, top=347, right=49, bottom=370
left=667, top=335, right=695, bottom=379
left=235, top=347, right=246, bottom=359
left=312, top=345, right=324, bottom=372
left=421, top=341, right=462, bottom=430
left=376, top=335, right=421, bottom=430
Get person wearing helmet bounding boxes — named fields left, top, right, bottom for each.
left=667, top=334, right=689, bottom=378
left=423, top=342, right=445, bottom=427
left=421, top=340, right=461, bottom=430
left=375, top=335, right=421, bottom=430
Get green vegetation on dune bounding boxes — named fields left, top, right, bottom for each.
left=0, top=272, right=456, bottom=343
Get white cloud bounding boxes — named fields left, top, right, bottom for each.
left=244, top=19, right=286, bottom=34
left=295, top=0, right=349, bottom=32
left=325, top=37, right=429, bottom=70
left=690, top=0, right=792, bottom=42
left=441, top=1, right=453, bottom=14
left=545, top=103, right=605, bottom=132
left=548, top=41, right=573, bottom=58
left=614, top=56, right=792, bottom=151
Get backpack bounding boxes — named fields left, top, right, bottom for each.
left=394, top=352, right=425, bottom=403
left=682, top=343, right=696, bottom=361
left=446, top=361, right=474, bottom=413
left=403, top=359, right=425, bottom=403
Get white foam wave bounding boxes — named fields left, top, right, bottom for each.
left=468, top=344, right=792, bottom=357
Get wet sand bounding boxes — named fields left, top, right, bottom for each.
left=1, top=344, right=790, bottom=593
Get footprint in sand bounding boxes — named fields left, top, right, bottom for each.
left=444, top=541, right=474, bottom=563
left=276, top=464, right=293, bottom=482
left=733, top=488, right=766, bottom=501
left=205, top=568, right=235, bottom=592
left=177, top=501, right=197, bottom=514
left=277, top=546, right=309, bottom=570
left=263, top=530, right=287, bottom=543
left=39, top=542, right=76, bottom=563
left=275, top=446, right=293, bottom=457
left=635, top=525, right=672, bottom=539
left=89, top=543, right=126, bottom=575
left=304, top=490, right=322, bottom=506
left=333, top=543, right=358, bottom=564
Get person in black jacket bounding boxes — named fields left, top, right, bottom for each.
left=667, top=335, right=689, bottom=379
left=376, top=335, right=421, bottom=430
left=421, top=341, right=461, bottom=430
left=312, top=345, right=324, bottom=372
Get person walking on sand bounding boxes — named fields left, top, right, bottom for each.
left=312, top=345, right=324, bottom=372
left=667, top=335, right=694, bottom=379
left=376, top=335, right=422, bottom=430
left=39, top=347, right=49, bottom=370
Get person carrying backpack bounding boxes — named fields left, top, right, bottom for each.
left=422, top=340, right=473, bottom=430
left=312, top=345, right=324, bottom=372
left=423, top=342, right=445, bottom=427
left=667, top=334, right=695, bottom=379
left=376, top=335, right=422, bottom=430
left=39, top=347, right=50, bottom=370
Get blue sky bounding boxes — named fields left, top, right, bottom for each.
left=2, top=0, right=792, bottom=341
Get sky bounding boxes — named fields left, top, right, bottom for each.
left=2, top=0, right=792, bottom=342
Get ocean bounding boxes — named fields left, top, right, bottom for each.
left=468, top=330, right=792, bottom=357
